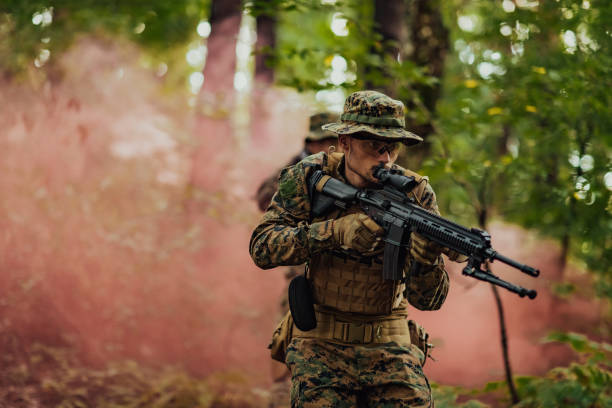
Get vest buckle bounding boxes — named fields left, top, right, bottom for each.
left=334, top=321, right=374, bottom=344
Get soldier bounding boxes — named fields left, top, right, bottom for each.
left=250, top=91, right=448, bottom=407
left=255, top=112, right=340, bottom=212
left=255, top=112, right=339, bottom=408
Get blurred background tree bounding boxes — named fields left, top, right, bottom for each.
left=0, top=0, right=208, bottom=90
left=249, top=2, right=611, bottom=402
left=423, top=0, right=611, bottom=294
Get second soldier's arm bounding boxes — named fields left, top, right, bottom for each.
left=249, top=162, right=335, bottom=269
left=255, top=152, right=307, bottom=212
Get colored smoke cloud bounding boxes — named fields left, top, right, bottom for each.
left=0, top=38, right=606, bottom=391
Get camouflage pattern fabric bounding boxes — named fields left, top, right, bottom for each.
left=255, top=149, right=310, bottom=212
left=286, top=338, right=431, bottom=408
left=256, top=110, right=339, bottom=211
left=305, top=112, right=340, bottom=142
left=322, top=91, right=423, bottom=145
left=255, top=150, right=310, bottom=408
left=250, top=155, right=336, bottom=268
left=253, top=148, right=309, bottom=312
left=250, top=151, right=448, bottom=407
left=249, top=151, right=448, bottom=313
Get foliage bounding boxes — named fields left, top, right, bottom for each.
left=494, top=332, right=611, bottom=408
left=423, top=0, right=612, bottom=293
left=252, top=0, right=612, bottom=298
left=0, top=0, right=208, bottom=81
left=1, top=0, right=611, bottom=405
left=246, top=0, right=346, bottom=15
left=2, top=2, right=609, bottom=290
left=253, top=0, right=438, bottom=125
left=1, top=342, right=267, bottom=407
left=7, top=334, right=607, bottom=408
left=430, top=383, right=490, bottom=408
left=431, top=332, right=612, bottom=407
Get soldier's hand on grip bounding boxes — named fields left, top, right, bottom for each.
left=410, top=233, right=443, bottom=265
left=442, top=248, right=469, bottom=263
left=332, top=213, right=383, bottom=253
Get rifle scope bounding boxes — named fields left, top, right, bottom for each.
left=372, top=166, right=418, bottom=192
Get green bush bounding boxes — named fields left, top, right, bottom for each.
left=432, top=332, right=611, bottom=407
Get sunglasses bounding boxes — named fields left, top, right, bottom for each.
left=355, top=138, right=401, bottom=158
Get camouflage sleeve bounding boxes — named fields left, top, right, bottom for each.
left=249, top=162, right=336, bottom=269
left=254, top=153, right=305, bottom=212
left=405, top=181, right=450, bottom=311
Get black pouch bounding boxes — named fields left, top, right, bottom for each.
left=288, top=274, right=317, bottom=331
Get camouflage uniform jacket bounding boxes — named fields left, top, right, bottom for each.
left=255, top=148, right=311, bottom=212
left=249, top=152, right=449, bottom=313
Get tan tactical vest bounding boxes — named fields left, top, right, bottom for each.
left=307, top=152, right=427, bottom=317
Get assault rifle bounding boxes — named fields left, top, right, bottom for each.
left=307, top=165, right=539, bottom=299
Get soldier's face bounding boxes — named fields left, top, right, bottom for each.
left=340, top=134, right=398, bottom=187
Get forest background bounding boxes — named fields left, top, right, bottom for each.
left=0, top=0, right=610, bottom=407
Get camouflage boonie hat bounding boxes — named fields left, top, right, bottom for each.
left=305, top=112, right=339, bottom=142
left=322, top=90, right=423, bottom=145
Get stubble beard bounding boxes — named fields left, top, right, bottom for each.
left=345, top=149, right=377, bottom=187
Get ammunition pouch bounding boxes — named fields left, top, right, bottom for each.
left=268, top=311, right=294, bottom=363
left=288, top=274, right=317, bottom=331
left=408, top=319, right=432, bottom=366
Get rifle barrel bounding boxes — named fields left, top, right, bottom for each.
left=492, top=252, right=540, bottom=277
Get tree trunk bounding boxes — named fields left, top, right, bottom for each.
left=199, top=0, right=242, bottom=103
left=254, top=12, right=276, bottom=84
left=374, top=0, right=408, bottom=62
left=491, top=283, right=520, bottom=404
left=408, top=0, right=449, bottom=116
left=189, top=0, right=242, bottom=195
left=402, top=0, right=450, bottom=169
left=479, top=212, right=520, bottom=405
left=364, top=0, right=407, bottom=96
left=250, top=9, right=277, bottom=148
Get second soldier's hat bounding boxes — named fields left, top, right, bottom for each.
left=322, top=90, right=423, bottom=145
left=305, top=112, right=339, bottom=142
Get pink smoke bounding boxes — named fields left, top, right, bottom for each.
left=0, top=38, right=289, bottom=384
left=0, top=37, right=606, bottom=393
left=413, top=223, right=607, bottom=386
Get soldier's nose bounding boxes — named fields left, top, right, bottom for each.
left=378, top=151, right=391, bottom=163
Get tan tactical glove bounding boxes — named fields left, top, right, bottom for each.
left=443, top=248, right=469, bottom=263
left=410, top=233, right=443, bottom=265
left=332, top=213, right=383, bottom=253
